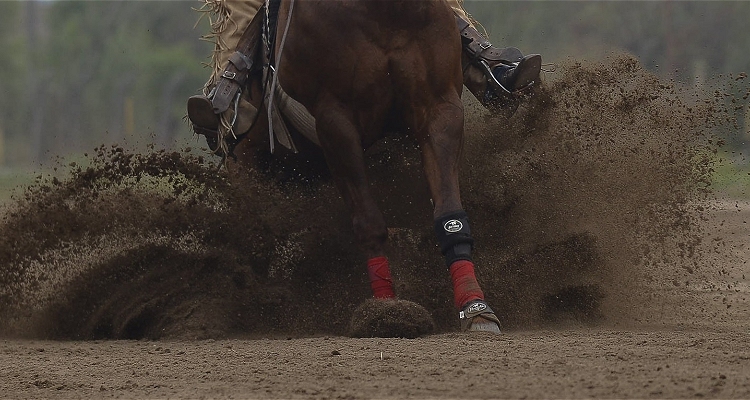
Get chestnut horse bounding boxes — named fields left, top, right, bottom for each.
left=236, top=0, right=501, bottom=334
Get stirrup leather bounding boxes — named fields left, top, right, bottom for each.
left=211, top=51, right=255, bottom=115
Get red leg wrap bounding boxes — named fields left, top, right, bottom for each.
left=449, top=260, right=484, bottom=309
left=367, top=256, right=395, bottom=299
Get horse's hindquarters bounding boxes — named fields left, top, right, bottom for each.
left=276, top=0, right=463, bottom=141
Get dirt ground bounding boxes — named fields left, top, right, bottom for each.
left=1, top=329, right=749, bottom=399
left=2, top=57, right=749, bottom=398
left=0, top=203, right=748, bottom=399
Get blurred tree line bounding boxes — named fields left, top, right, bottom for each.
left=467, top=1, right=749, bottom=82
left=0, top=0, right=212, bottom=167
left=466, top=0, right=750, bottom=149
left=0, top=0, right=747, bottom=168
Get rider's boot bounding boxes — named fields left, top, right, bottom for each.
left=187, top=49, right=257, bottom=150
left=187, top=3, right=263, bottom=150
left=456, top=15, right=542, bottom=114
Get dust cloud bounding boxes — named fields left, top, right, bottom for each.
left=0, top=54, right=732, bottom=339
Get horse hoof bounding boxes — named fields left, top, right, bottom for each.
left=459, top=300, right=502, bottom=334
left=467, top=316, right=501, bottom=334
left=349, top=298, right=434, bottom=338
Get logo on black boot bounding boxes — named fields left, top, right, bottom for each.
left=467, top=302, right=487, bottom=314
left=444, top=219, right=463, bottom=233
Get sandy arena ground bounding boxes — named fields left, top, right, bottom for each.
left=3, top=57, right=749, bottom=399
left=1, top=201, right=748, bottom=399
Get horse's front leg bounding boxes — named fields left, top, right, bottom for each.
left=313, top=106, right=435, bottom=337
left=314, top=108, right=395, bottom=300
left=415, top=99, right=502, bottom=334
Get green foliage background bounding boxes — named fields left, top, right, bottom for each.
left=0, top=1, right=212, bottom=168
left=0, top=0, right=747, bottom=170
left=467, top=1, right=750, bottom=80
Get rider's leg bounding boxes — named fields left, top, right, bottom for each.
left=187, top=0, right=264, bottom=150
left=202, top=0, right=263, bottom=91
left=444, top=0, right=542, bottom=113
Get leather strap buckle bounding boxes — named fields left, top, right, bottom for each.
left=222, top=71, right=237, bottom=80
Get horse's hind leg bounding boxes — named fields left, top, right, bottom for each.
left=415, top=99, right=502, bottom=333
left=314, top=107, right=395, bottom=299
